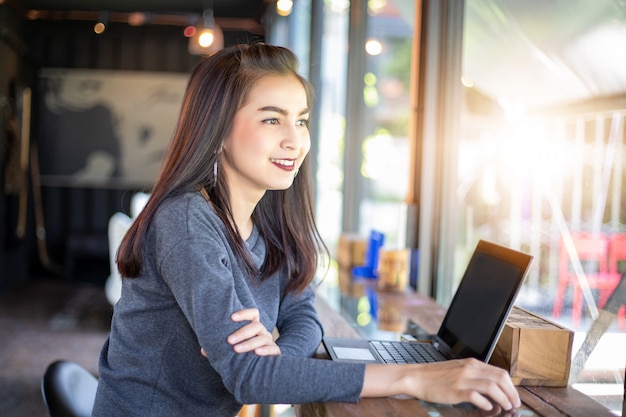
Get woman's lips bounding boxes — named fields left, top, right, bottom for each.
left=270, top=158, right=296, bottom=171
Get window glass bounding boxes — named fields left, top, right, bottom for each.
left=314, top=0, right=350, bottom=254
left=456, top=0, right=626, bottom=412
left=315, top=0, right=414, bottom=252
left=357, top=1, right=413, bottom=248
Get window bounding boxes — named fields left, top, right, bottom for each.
left=437, top=0, right=626, bottom=412
left=315, top=0, right=415, bottom=255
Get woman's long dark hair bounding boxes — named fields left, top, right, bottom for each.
left=117, top=43, right=325, bottom=294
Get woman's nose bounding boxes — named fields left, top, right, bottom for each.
left=282, top=125, right=307, bottom=150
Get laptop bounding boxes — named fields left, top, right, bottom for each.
left=323, top=240, right=533, bottom=364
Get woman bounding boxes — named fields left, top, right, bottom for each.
left=92, top=43, right=520, bottom=416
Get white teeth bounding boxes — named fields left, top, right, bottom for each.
left=270, top=159, right=295, bottom=167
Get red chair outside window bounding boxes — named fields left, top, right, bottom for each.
left=608, top=233, right=626, bottom=328
left=552, top=233, right=614, bottom=327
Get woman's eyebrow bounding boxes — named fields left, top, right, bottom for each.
left=258, top=106, right=310, bottom=116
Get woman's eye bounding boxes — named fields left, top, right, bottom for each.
left=297, top=119, right=309, bottom=127
left=263, top=118, right=279, bottom=125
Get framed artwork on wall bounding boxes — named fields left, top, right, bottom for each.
left=37, top=68, right=189, bottom=188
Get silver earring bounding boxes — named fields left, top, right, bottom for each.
left=213, top=160, right=218, bottom=188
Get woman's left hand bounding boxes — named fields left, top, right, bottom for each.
left=201, top=308, right=281, bottom=358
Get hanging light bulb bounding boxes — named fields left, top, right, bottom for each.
left=183, top=14, right=197, bottom=38
left=94, top=11, right=108, bottom=34
left=198, top=27, right=215, bottom=47
left=276, top=0, right=293, bottom=16
left=188, top=1, right=224, bottom=56
left=94, top=22, right=106, bottom=34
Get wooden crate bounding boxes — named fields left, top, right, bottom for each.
left=337, top=233, right=367, bottom=270
left=489, top=306, right=573, bottom=387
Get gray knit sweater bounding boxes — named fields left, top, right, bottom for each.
left=92, top=192, right=365, bottom=416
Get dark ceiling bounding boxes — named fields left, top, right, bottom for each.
left=11, top=0, right=270, bottom=32
left=14, top=0, right=268, bottom=17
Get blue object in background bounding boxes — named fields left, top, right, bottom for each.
left=352, top=230, right=385, bottom=279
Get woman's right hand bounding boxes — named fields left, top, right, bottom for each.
left=201, top=308, right=281, bottom=359
left=227, top=308, right=281, bottom=356
left=361, top=358, right=521, bottom=412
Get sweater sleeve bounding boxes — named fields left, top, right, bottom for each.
left=275, top=284, right=324, bottom=358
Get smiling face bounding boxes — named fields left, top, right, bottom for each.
left=220, top=74, right=311, bottom=205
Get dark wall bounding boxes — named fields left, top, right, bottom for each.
left=0, top=4, right=33, bottom=292
left=0, top=15, right=264, bottom=288
left=28, top=21, right=200, bottom=71
left=27, top=21, right=199, bottom=283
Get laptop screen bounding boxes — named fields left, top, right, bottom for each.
left=435, top=240, right=533, bottom=361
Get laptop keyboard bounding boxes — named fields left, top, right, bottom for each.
left=370, top=340, right=445, bottom=364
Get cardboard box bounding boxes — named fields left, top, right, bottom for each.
left=337, top=233, right=367, bottom=270
left=489, top=306, right=573, bottom=386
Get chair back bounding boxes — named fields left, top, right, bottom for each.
left=608, top=233, right=626, bottom=275
left=105, top=212, right=133, bottom=305
left=559, top=232, right=609, bottom=276
left=41, top=360, right=98, bottom=417
left=131, top=192, right=150, bottom=218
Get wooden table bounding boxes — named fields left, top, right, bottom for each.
left=295, top=279, right=616, bottom=417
